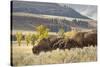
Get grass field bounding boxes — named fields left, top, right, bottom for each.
left=11, top=41, right=97, bottom=66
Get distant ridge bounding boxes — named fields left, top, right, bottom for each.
left=12, top=1, right=90, bottom=19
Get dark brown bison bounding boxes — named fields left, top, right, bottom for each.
left=83, top=32, right=97, bottom=46
left=50, top=37, right=64, bottom=49
left=32, top=37, right=80, bottom=54
left=32, top=38, right=52, bottom=54
left=72, top=31, right=97, bottom=47
left=32, top=31, right=97, bottom=54
left=64, top=39, right=81, bottom=49
left=70, top=32, right=86, bottom=48
left=51, top=38, right=79, bottom=50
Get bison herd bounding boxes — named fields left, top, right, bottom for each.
left=32, top=30, right=97, bottom=54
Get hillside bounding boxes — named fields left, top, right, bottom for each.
left=12, top=13, right=96, bottom=32
left=12, top=1, right=90, bottom=19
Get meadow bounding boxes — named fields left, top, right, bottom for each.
left=12, top=42, right=97, bottom=66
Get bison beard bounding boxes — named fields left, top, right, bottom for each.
left=32, top=32, right=97, bottom=54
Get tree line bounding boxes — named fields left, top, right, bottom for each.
left=15, top=25, right=65, bottom=46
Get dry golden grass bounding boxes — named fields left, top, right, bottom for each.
left=12, top=42, right=97, bottom=66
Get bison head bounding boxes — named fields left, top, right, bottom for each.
left=32, top=38, right=51, bottom=54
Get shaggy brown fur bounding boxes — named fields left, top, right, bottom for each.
left=64, top=39, right=80, bottom=49
left=32, top=38, right=52, bottom=54
left=32, top=31, right=97, bottom=54
left=83, top=32, right=97, bottom=46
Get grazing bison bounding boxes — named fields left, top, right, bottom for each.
left=32, top=37, right=81, bottom=54
left=32, top=31, right=97, bottom=54
left=72, top=31, right=97, bottom=47
left=83, top=32, right=97, bottom=46
left=48, top=37, right=64, bottom=49
left=32, top=38, right=52, bottom=54
left=64, top=39, right=81, bottom=49
left=72, top=32, right=86, bottom=46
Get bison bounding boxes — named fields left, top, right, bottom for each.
left=32, top=38, right=52, bottom=54
left=32, top=31, right=97, bottom=54
left=83, top=32, right=97, bottom=46
left=72, top=31, right=97, bottom=47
